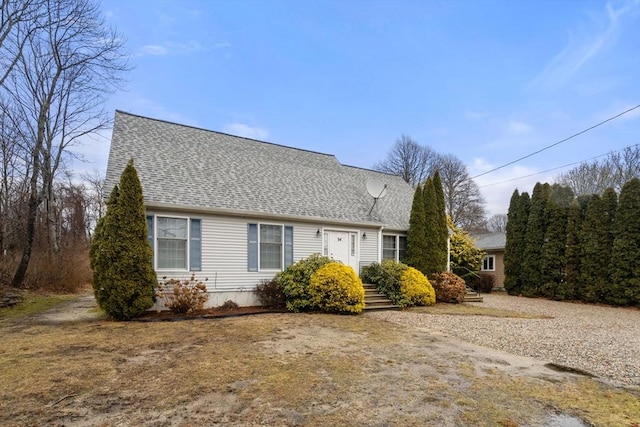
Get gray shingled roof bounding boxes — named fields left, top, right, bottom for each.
left=473, top=233, right=506, bottom=250
left=105, top=111, right=414, bottom=229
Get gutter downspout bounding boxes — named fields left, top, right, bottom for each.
left=377, top=226, right=384, bottom=263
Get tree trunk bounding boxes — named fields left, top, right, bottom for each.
left=11, top=176, right=39, bottom=287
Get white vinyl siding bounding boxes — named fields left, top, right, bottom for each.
left=148, top=211, right=379, bottom=294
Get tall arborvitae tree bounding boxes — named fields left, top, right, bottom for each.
left=580, top=195, right=611, bottom=302
left=609, top=178, right=640, bottom=306
left=504, top=190, right=530, bottom=295
left=432, top=171, right=449, bottom=273
left=405, top=184, right=429, bottom=274
left=92, top=159, right=156, bottom=320
left=539, top=201, right=569, bottom=299
left=90, top=184, right=119, bottom=308
left=422, top=177, right=440, bottom=275
left=564, top=202, right=583, bottom=300
left=521, top=183, right=550, bottom=296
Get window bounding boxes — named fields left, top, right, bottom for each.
left=382, top=235, right=396, bottom=260
left=260, top=224, right=282, bottom=270
left=247, top=223, right=294, bottom=271
left=383, top=234, right=407, bottom=262
left=482, top=255, right=495, bottom=271
left=398, top=236, right=407, bottom=262
left=147, top=215, right=201, bottom=271
left=350, top=234, right=356, bottom=257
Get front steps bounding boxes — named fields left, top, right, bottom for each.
left=363, top=283, right=399, bottom=311
left=363, top=284, right=483, bottom=309
left=464, top=287, right=483, bottom=302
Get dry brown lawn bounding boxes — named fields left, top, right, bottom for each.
left=0, top=296, right=638, bottom=426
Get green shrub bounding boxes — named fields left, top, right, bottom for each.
left=430, top=272, right=467, bottom=303
left=254, top=279, right=285, bottom=308
left=91, top=160, right=156, bottom=320
left=275, top=254, right=332, bottom=312
left=156, top=275, right=209, bottom=314
left=361, top=260, right=409, bottom=306
left=399, top=267, right=435, bottom=306
left=309, top=263, right=365, bottom=314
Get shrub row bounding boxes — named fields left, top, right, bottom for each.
left=254, top=254, right=365, bottom=314
left=361, top=260, right=435, bottom=307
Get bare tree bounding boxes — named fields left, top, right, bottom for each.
left=0, top=106, right=30, bottom=255
left=374, top=136, right=488, bottom=231
left=434, top=153, right=487, bottom=232
left=374, top=135, right=437, bottom=187
left=0, top=0, right=46, bottom=86
left=486, top=214, right=507, bottom=233
left=1, top=0, right=128, bottom=287
left=556, top=145, right=640, bottom=196
left=81, top=169, right=105, bottom=237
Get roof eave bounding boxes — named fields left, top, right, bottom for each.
left=144, top=201, right=387, bottom=228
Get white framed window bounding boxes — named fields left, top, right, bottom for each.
left=382, top=235, right=407, bottom=262
left=482, top=255, right=495, bottom=271
left=248, top=223, right=294, bottom=271
left=147, top=215, right=201, bottom=271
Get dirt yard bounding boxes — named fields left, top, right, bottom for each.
left=1, top=294, right=638, bottom=426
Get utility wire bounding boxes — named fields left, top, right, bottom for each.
left=470, top=104, right=640, bottom=179
left=478, top=143, right=640, bottom=188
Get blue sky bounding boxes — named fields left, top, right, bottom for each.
left=79, top=0, right=640, bottom=216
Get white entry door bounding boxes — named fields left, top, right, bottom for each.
left=325, top=230, right=358, bottom=273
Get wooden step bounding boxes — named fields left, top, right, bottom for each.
left=464, top=288, right=483, bottom=302
left=362, top=283, right=399, bottom=311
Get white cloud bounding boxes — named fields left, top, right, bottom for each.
left=464, top=110, right=489, bottom=120
left=470, top=158, right=554, bottom=216
left=138, top=40, right=230, bottom=57
left=223, top=123, right=270, bottom=140
left=530, top=0, right=638, bottom=90
left=140, top=44, right=169, bottom=56
left=506, top=120, right=533, bottom=135
left=595, top=101, right=640, bottom=123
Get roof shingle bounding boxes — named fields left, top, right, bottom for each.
left=106, top=111, right=414, bottom=229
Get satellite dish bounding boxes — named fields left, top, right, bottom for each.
left=366, top=180, right=388, bottom=199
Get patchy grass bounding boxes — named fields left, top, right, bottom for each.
left=0, top=292, right=75, bottom=320
left=0, top=308, right=637, bottom=426
left=408, top=303, right=552, bottom=319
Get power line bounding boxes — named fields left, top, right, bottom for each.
left=470, top=104, right=640, bottom=180
left=478, top=143, right=640, bottom=188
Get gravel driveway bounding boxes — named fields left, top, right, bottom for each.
left=368, top=294, right=640, bottom=387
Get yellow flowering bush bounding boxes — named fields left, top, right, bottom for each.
left=399, top=267, right=435, bottom=306
left=309, top=262, right=365, bottom=314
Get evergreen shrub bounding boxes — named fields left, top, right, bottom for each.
left=275, top=254, right=332, bottom=312
left=361, top=260, right=408, bottom=306
left=399, top=267, right=435, bottom=306
left=309, top=263, right=365, bottom=314
left=90, top=160, right=156, bottom=320
left=430, top=272, right=467, bottom=303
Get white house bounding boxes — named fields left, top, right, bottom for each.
left=105, top=111, right=414, bottom=307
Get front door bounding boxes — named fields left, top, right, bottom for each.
left=325, top=230, right=358, bottom=273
